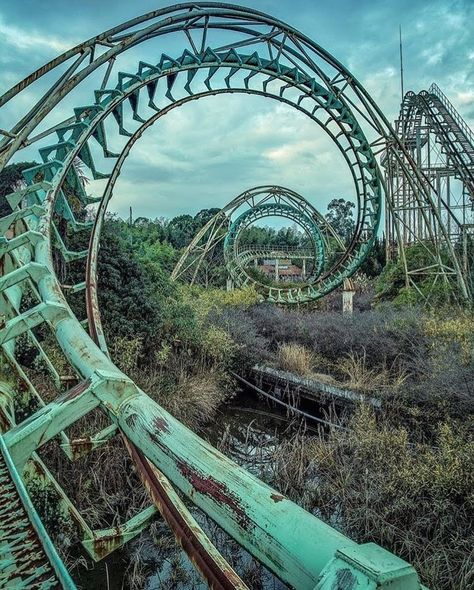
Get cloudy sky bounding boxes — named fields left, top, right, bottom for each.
left=0, top=0, right=473, bottom=219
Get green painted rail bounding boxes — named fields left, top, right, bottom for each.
left=0, top=434, right=76, bottom=590
left=0, top=3, right=443, bottom=588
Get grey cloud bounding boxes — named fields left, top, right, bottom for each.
left=1, top=0, right=472, bottom=218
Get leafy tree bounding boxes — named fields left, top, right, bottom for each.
left=95, top=221, right=201, bottom=360
left=97, top=226, right=165, bottom=349
left=238, top=223, right=305, bottom=248
left=167, top=214, right=197, bottom=248
left=0, top=161, right=38, bottom=216
left=194, top=208, right=220, bottom=225
left=325, top=198, right=355, bottom=243
left=139, top=241, right=177, bottom=274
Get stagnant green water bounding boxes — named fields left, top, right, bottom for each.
left=72, top=392, right=307, bottom=589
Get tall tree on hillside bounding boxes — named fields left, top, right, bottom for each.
left=194, top=208, right=221, bottom=226
left=167, top=214, right=197, bottom=248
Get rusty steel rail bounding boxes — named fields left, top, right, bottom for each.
left=0, top=434, right=76, bottom=590
left=124, top=437, right=249, bottom=590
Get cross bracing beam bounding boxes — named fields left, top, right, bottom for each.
left=384, top=84, right=474, bottom=301
left=223, top=200, right=326, bottom=297
left=172, top=186, right=349, bottom=303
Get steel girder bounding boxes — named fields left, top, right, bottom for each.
left=0, top=4, right=430, bottom=589
left=172, top=185, right=347, bottom=302
left=223, top=201, right=326, bottom=300
left=384, top=84, right=474, bottom=302
left=0, top=434, right=76, bottom=590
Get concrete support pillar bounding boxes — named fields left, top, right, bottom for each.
left=342, top=278, right=356, bottom=315
left=275, top=258, right=279, bottom=282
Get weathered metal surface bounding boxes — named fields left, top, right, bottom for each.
left=60, top=423, right=118, bottom=460
left=113, top=391, right=423, bottom=588
left=0, top=4, right=436, bottom=589
left=117, top=391, right=344, bottom=586
left=0, top=434, right=76, bottom=589
left=81, top=505, right=157, bottom=561
left=315, top=543, right=428, bottom=590
left=250, top=365, right=382, bottom=409
left=4, top=378, right=99, bottom=469
left=223, top=200, right=327, bottom=301
left=125, top=437, right=249, bottom=590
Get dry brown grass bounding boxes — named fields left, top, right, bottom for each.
left=271, top=406, right=474, bottom=590
left=160, top=371, right=230, bottom=430
left=338, top=350, right=407, bottom=392
left=277, top=343, right=313, bottom=376
left=270, top=427, right=316, bottom=510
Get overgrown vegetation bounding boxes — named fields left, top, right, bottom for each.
left=2, top=159, right=470, bottom=590
left=85, top=212, right=472, bottom=589
left=203, top=298, right=473, bottom=590
left=277, top=342, right=313, bottom=375
left=375, top=242, right=462, bottom=306
left=267, top=407, right=474, bottom=590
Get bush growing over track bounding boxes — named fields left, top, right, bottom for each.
left=24, top=209, right=471, bottom=588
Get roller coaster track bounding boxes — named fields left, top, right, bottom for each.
left=0, top=3, right=445, bottom=587
left=384, top=84, right=474, bottom=300
left=236, top=245, right=315, bottom=258
left=0, top=434, right=75, bottom=589
left=223, top=199, right=326, bottom=301
left=402, top=84, right=474, bottom=197
left=172, top=186, right=347, bottom=302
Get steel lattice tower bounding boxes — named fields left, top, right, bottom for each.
left=384, top=84, right=474, bottom=301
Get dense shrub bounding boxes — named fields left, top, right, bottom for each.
left=242, top=304, right=429, bottom=377
left=207, top=306, right=271, bottom=371
left=307, top=408, right=474, bottom=590
left=98, top=227, right=165, bottom=348
left=400, top=348, right=474, bottom=426
left=246, top=303, right=298, bottom=344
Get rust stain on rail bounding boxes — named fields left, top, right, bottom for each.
left=178, top=461, right=251, bottom=531
left=123, top=435, right=249, bottom=590
left=152, top=416, right=170, bottom=435
left=92, top=528, right=124, bottom=560
left=58, top=378, right=91, bottom=402
left=270, top=493, right=285, bottom=503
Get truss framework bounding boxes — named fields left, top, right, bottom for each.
left=384, top=83, right=474, bottom=302
left=173, top=185, right=346, bottom=303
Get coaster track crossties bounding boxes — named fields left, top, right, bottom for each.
left=384, top=84, right=474, bottom=300
left=0, top=3, right=460, bottom=588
